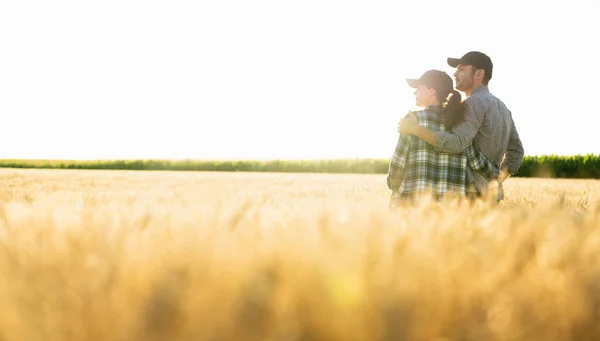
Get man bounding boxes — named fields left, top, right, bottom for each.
left=387, top=69, right=499, bottom=207
left=398, top=51, right=524, bottom=200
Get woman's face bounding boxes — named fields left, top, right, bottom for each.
left=414, top=85, right=435, bottom=107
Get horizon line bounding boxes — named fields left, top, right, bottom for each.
left=0, top=154, right=598, bottom=162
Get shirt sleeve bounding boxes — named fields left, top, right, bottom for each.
left=433, top=95, right=489, bottom=154
left=387, top=133, right=411, bottom=191
left=501, top=111, right=525, bottom=174
left=464, top=142, right=500, bottom=180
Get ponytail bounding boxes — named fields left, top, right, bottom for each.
left=441, top=90, right=465, bottom=129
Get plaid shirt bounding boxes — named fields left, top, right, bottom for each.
left=387, top=105, right=499, bottom=201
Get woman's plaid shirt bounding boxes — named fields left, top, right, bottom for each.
left=387, top=105, right=499, bottom=200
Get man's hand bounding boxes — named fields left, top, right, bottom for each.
left=397, top=111, right=419, bottom=135
left=397, top=111, right=438, bottom=147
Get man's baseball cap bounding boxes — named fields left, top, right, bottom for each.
left=447, top=51, right=493, bottom=81
left=406, top=69, right=453, bottom=95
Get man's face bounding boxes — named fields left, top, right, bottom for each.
left=453, top=64, right=476, bottom=92
left=414, top=84, right=435, bottom=107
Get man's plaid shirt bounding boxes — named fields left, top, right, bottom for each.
left=433, top=86, right=524, bottom=196
left=387, top=105, right=499, bottom=201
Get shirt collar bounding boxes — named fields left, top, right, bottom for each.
left=426, top=104, right=443, bottom=112
left=471, top=85, right=489, bottom=95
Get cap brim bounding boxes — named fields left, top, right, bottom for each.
left=447, top=57, right=463, bottom=68
left=405, top=78, right=420, bottom=88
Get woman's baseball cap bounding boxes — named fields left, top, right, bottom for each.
left=406, top=70, right=454, bottom=95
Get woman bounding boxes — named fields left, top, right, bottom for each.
left=387, top=69, right=498, bottom=207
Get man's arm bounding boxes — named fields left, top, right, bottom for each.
left=433, top=96, right=489, bottom=153
left=409, top=125, right=437, bottom=146
left=500, top=112, right=525, bottom=180
left=387, top=133, right=411, bottom=191
left=400, top=96, right=489, bottom=154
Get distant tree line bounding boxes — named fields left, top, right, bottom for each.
left=0, top=154, right=598, bottom=179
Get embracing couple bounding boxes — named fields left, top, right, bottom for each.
left=387, top=51, right=524, bottom=207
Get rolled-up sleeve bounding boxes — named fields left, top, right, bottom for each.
left=501, top=112, right=525, bottom=174
left=434, top=96, right=489, bottom=154
left=387, top=134, right=411, bottom=191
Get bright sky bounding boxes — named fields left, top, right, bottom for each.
left=0, top=0, right=598, bottom=160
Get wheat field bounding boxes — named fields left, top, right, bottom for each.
left=0, top=168, right=599, bottom=341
